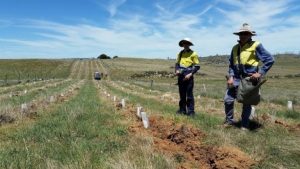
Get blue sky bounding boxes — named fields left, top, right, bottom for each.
left=0, top=0, right=300, bottom=59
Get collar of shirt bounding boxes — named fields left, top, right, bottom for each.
left=238, top=39, right=253, bottom=47
left=182, top=49, right=192, bottom=53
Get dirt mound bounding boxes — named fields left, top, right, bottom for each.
left=149, top=116, right=204, bottom=144
left=149, top=116, right=254, bottom=169
left=126, top=106, right=254, bottom=169
left=275, top=119, right=300, bottom=132
left=261, top=113, right=300, bottom=132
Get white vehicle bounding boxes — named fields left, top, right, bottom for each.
left=94, top=72, right=101, bottom=80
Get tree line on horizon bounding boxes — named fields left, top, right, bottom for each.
left=97, top=54, right=118, bottom=59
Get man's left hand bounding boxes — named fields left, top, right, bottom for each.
left=249, top=72, right=261, bottom=80
left=184, top=73, right=193, bottom=81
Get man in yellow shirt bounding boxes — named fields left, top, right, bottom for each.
left=224, top=23, right=274, bottom=130
left=175, top=38, right=200, bottom=116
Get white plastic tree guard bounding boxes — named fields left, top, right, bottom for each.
left=121, top=99, right=125, bottom=108
left=141, top=112, right=149, bottom=128
left=21, top=103, right=28, bottom=113
left=136, top=106, right=143, bottom=118
left=249, top=106, right=256, bottom=120
left=50, top=96, right=55, bottom=103
left=113, top=96, right=116, bottom=102
left=287, top=101, right=293, bottom=110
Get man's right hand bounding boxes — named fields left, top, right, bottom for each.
left=227, top=76, right=234, bottom=88
left=175, top=70, right=180, bottom=76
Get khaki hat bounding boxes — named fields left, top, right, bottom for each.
left=233, top=23, right=256, bottom=36
left=179, top=38, right=194, bottom=47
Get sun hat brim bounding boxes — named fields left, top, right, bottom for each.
left=233, top=30, right=256, bottom=36
left=179, top=40, right=194, bottom=47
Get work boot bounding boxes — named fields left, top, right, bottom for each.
left=222, top=120, right=235, bottom=128
left=241, top=127, right=249, bottom=131
left=176, top=110, right=186, bottom=115
left=186, top=111, right=195, bottom=118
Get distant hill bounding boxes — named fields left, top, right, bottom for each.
left=274, top=53, right=300, bottom=58
left=200, top=53, right=300, bottom=65
left=200, top=55, right=229, bottom=65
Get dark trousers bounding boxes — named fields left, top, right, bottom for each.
left=178, top=75, right=195, bottom=114
left=224, top=86, right=251, bottom=128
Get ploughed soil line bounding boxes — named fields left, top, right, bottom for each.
left=261, top=113, right=300, bottom=132
left=121, top=105, right=255, bottom=169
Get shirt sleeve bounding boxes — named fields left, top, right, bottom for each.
left=192, top=52, right=200, bottom=65
left=256, top=44, right=275, bottom=75
left=175, top=52, right=181, bottom=71
left=228, top=50, right=235, bottom=77
left=176, top=52, right=180, bottom=63
left=191, top=52, right=200, bottom=74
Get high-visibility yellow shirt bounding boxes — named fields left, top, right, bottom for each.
left=232, top=41, right=260, bottom=66
left=176, top=50, right=200, bottom=68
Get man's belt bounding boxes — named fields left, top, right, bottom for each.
left=178, top=66, right=193, bottom=75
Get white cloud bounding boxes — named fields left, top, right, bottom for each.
left=107, top=0, right=127, bottom=17
left=0, top=0, right=300, bottom=58
left=92, top=0, right=127, bottom=17
left=217, top=0, right=291, bottom=29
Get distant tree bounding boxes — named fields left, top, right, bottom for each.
left=98, top=54, right=111, bottom=59
left=113, top=56, right=118, bottom=59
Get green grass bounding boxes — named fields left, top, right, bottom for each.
left=1, top=56, right=299, bottom=169
left=0, top=79, right=62, bottom=95
left=0, top=59, right=73, bottom=86
left=0, top=81, right=128, bottom=168
left=275, top=110, right=300, bottom=120
left=0, top=80, right=74, bottom=108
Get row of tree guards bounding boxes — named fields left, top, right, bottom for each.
left=18, top=85, right=295, bottom=125
left=101, top=86, right=296, bottom=130
left=102, top=90, right=149, bottom=128
left=21, top=95, right=57, bottom=114
left=1, top=74, right=56, bottom=86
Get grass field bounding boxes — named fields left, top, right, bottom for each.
left=0, top=59, right=74, bottom=86
left=0, top=56, right=299, bottom=169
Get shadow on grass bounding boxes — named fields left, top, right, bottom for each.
left=234, top=120, right=263, bottom=131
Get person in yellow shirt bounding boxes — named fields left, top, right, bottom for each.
left=224, top=23, right=274, bottom=130
left=175, top=38, right=200, bottom=116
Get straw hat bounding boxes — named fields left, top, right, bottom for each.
left=179, top=38, right=194, bottom=47
left=233, top=23, right=256, bottom=36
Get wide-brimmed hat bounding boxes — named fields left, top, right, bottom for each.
left=179, top=38, right=194, bottom=47
left=233, top=23, right=256, bottom=36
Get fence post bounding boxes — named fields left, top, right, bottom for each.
left=18, top=72, right=21, bottom=83
left=150, top=80, right=153, bottom=89
left=203, top=84, right=207, bottom=93
left=5, top=74, right=8, bottom=85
